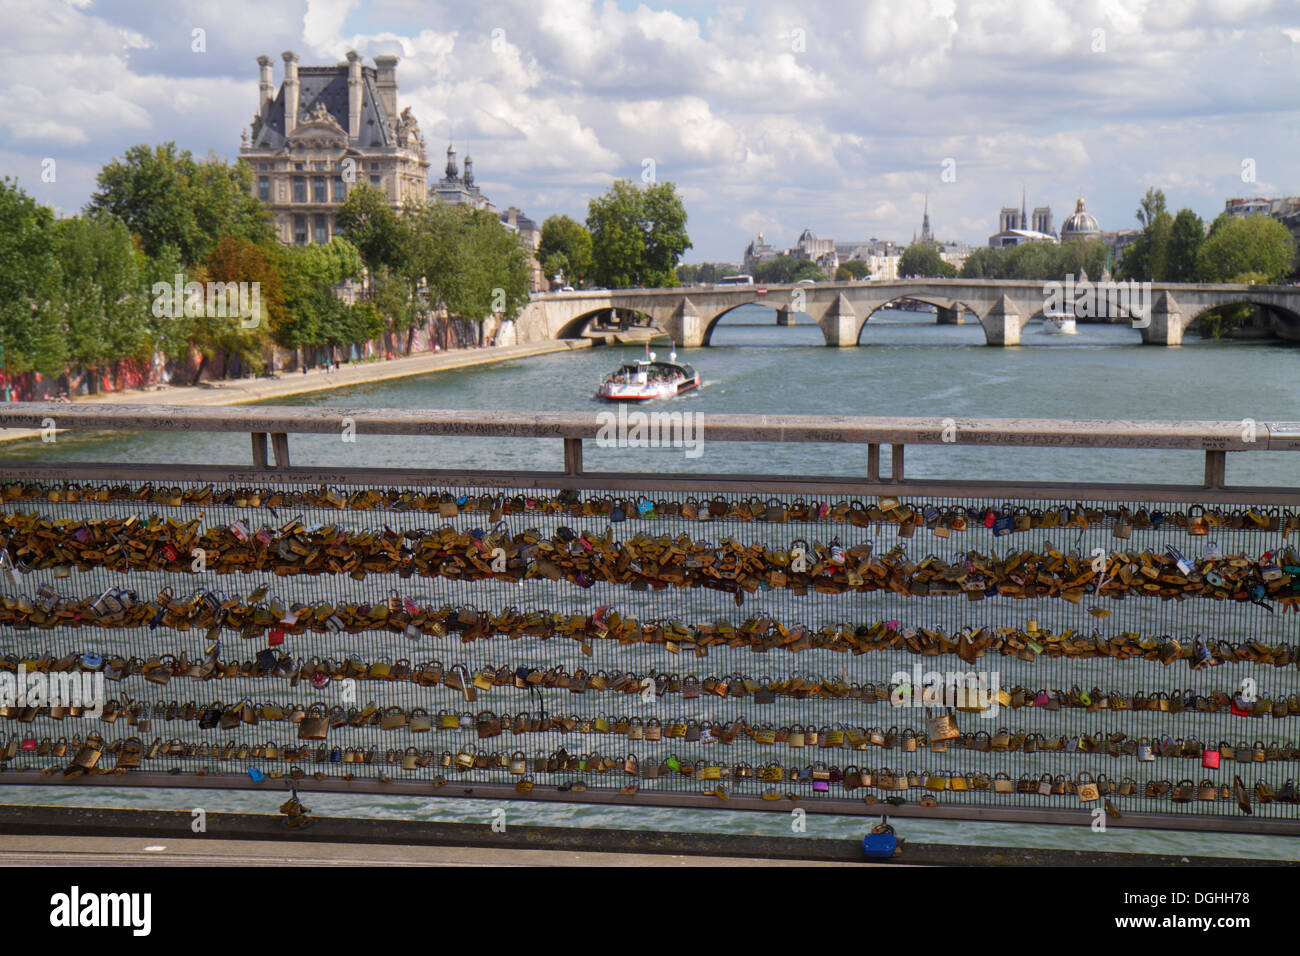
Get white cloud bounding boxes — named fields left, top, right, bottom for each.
left=2, top=0, right=1298, bottom=259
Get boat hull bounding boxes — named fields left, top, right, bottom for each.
left=596, top=376, right=699, bottom=402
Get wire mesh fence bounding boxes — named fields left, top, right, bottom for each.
left=1, top=473, right=1297, bottom=828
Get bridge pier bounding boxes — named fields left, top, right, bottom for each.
left=663, top=297, right=704, bottom=348
left=776, top=306, right=796, bottom=326
left=982, top=295, right=1022, bottom=347
left=937, top=305, right=962, bottom=325
left=1139, top=292, right=1183, bottom=346
left=820, top=293, right=859, bottom=347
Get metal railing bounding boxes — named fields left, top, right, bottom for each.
left=0, top=404, right=1298, bottom=836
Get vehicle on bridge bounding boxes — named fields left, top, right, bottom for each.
left=716, top=274, right=754, bottom=286
left=596, top=346, right=699, bottom=401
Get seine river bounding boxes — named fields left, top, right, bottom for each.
left=4, top=307, right=1298, bottom=859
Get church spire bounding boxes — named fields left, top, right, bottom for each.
left=920, top=194, right=933, bottom=244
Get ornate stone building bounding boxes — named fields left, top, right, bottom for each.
left=1059, top=197, right=1101, bottom=242
left=239, top=51, right=430, bottom=245
left=433, top=144, right=495, bottom=211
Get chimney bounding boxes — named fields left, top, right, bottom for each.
left=374, top=55, right=399, bottom=120
left=282, top=50, right=299, bottom=134
left=346, top=50, right=362, bottom=141
left=258, top=55, right=273, bottom=114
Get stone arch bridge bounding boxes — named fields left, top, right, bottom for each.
left=514, top=279, right=1300, bottom=347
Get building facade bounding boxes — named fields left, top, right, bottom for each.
left=989, top=191, right=1057, bottom=247
left=239, top=51, right=430, bottom=245
left=433, top=144, right=496, bottom=211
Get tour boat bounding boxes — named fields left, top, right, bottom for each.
left=596, top=347, right=699, bottom=401
left=1040, top=310, right=1078, bottom=335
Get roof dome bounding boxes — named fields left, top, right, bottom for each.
left=1060, top=197, right=1100, bottom=240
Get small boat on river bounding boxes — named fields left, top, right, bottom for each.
left=596, top=346, right=699, bottom=401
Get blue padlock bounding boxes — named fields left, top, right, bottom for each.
left=862, top=827, right=898, bottom=859
left=247, top=767, right=265, bottom=783
left=330, top=746, right=343, bottom=762
left=992, top=511, right=1014, bottom=536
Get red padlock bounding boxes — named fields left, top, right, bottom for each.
left=20, top=737, right=36, bottom=752
left=161, top=544, right=179, bottom=562
left=983, top=509, right=996, bottom=529
left=312, top=672, right=329, bottom=689
left=268, top=628, right=285, bottom=646
left=1202, top=748, right=1220, bottom=769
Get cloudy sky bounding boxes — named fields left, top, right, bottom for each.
left=3, top=0, right=1299, bottom=261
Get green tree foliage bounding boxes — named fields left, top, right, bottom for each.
left=899, top=243, right=956, bottom=278
left=836, top=260, right=870, bottom=280
left=586, top=180, right=691, bottom=288
left=1166, top=208, right=1205, bottom=282
left=538, top=214, right=593, bottom=285
left=958, top=246, right=1004, bottom=279
left=1135, top=187, right=1167, bottom=229
left=334, top=184, right=410, bottom=274
left=1121, top=210, right=1172, bottom=282
left=752, top=256, right=826, bottom=283
left=407, top=203, right=532, bottom=342
left=51, top=214, right=150, bottom=388
left=89, top=143, right=271, bottom=265
left=0, top=178, right=62, bottom=376
left=676, top=262, right=735, bottom=284
left=276, top=238, right=365, bottom=356
left=961, top=240, right=1107, bottom=281
left=1198, top=213, right=1295, bottom=283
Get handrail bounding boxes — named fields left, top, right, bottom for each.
left=2, top=403, right=1297, bottom=450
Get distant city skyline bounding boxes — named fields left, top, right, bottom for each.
left=4, top=0, right=1299, bottom=260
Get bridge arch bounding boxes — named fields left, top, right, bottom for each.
left=700, top=301, right=786, bottom=346
left=553, top=307, right=655, bottom=340
left=1182, top=297, right=1300, bottom=342
left=851, top=295, right=980, bottom=343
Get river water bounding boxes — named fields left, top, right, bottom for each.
left=3, top=307, right=1298, bottom=859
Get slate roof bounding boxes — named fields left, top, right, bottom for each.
left=251, top=65, right=393, bottom=149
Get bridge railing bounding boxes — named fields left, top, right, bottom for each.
left=0, top=403, right=1298, bottom=835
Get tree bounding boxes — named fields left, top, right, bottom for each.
left=752, top=256, right=801, bottom=283
left=277, top=237, right=367, bottom=366
left=88, top=143, right=271, bottom=265
left=586, top=180, right=691, bottom=288
left=1055, top=238, right=1108, bottom=281
left=792, top=260, right=827, bottom=281
left=0, top=178, right=63, bottom=378
left=407, top=203, right=531, bottom=345
left=335, top=184, right=410, bottom=275
left=538, top=214, right=593, bottom=285
left=1197, top=213, right=1294, bottom=284
left=186, top=234, right=290, bottom=380
left=50, top=214, right=149, bottom=391
left=899, top=243, right=955, bottom=278
left=960, top=246, right=1008, bottom=279
left=1135, top=187, right=1167, bottom=229
left=1120, top=209, right=1172, bottom=281
left=836, top=260, right=870, bottom=281
left=1166, top=209, right=1205, bottom=282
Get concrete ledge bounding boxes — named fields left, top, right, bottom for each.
left=0, top=805, right=1288, bottom=867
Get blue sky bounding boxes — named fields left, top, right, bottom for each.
left=3, top=0, right=1299, bottom=261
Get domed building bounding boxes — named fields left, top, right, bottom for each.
left=1060, top=197, right=1101, bottom=242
